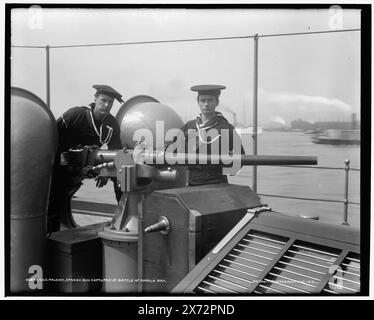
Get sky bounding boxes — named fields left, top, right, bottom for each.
left=10, top=7, right=361, bottom=126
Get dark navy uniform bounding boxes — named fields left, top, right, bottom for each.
left=181, top=84, right=245, bottom=186
left=57, top=103, right=122, bottom=154
left=182, top=112, right=244, bottom=186
left=47, top=85, right=124, bottom=233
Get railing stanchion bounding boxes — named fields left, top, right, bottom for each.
left=252, top=34, right=259, bottom=192
left=342, top=159, right=350, bottom=226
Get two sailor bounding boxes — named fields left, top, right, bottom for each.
left=48, top=84, right=244, bottom=232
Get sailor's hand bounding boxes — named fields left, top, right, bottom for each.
left=82, top=166, right=97, bottom=179
left=86, top=144, right=99, bottom=151
left=60, top=152, right=69, bottom=166
left=95, top=176, right=108, bottom=188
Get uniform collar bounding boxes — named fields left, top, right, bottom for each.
left=84, top=103, right=113, bottom=145
left=196, top=112, right=223, bottom=130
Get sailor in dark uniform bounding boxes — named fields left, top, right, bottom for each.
left=47, top=85, right=123, bottom=232
left=181, top=85, right=245, bottom=186
left=56, top=86, right=122, bottom=156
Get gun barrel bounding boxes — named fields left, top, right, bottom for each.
left=143, top=151, right=318, bottom=166
left=90, top=149, right=317, bottom=166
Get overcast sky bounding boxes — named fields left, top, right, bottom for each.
left=11, top=7, right=360, bottom=126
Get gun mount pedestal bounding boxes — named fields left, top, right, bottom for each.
left=96, top=153, right=151, bottom=292
left=99, top=190, right=146, bottom=292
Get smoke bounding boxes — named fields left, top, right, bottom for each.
left=258, top=90, right=354, bottom=124
left=264, top=91, right=353, bottom=113
left=270, top=116, right=286, bottom=126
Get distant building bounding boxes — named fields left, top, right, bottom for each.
left=291, top=119, right=314, bottom=131
left=291, top=114, right=360, bottom=131
left=314, top=120, right=360, bottom=130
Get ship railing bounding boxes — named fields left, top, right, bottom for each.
left=236, top=159, right=359, bottom=226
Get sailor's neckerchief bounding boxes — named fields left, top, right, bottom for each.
left=84, top=103, right=113, bottom=145
left=195, top=112, right=223, bottom=144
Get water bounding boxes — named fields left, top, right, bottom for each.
left=75, top=131, right=361, bottom=228
left=230, top=131, right=360, bottom=228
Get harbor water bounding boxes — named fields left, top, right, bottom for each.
left=74, top=131, right=360, bottom=229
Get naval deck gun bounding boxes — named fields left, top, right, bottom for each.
left=60, top=143, right=317, bottom=292
left=66, top=145, right=317, bottom=236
